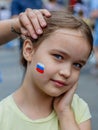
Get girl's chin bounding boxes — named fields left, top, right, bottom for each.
left=46, top=91, right=65, bottom=97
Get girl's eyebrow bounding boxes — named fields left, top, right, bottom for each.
left=51, top=49, right=70, bottom=57
left=51, top=49, right=87, bottom=64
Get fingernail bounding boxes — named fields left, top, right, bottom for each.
left=32, top=34, right=38, bottom=39
left=37, top=29, right=42, bottom=34
left=42, top=22, right=46, bottom=27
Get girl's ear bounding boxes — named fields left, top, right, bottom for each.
left=23, top=39, right=34, bottom=62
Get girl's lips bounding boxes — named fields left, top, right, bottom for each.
left=51, top=79, right=67, bottom=88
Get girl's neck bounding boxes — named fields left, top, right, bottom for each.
left=13, top=84, right=54, bottom=120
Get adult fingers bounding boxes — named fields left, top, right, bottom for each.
left=19, top=12, right=38, bottom=39
left=19, top=9, right=51, bottom=39
left=20, top=26, right=30, bottom=36
left=37, top=9, right=51, bottom=26
left=27, top=8, right=51, bottom=27
left=25, top=9, right=51, bottom=34
left=25, top=9, right=43, bottom=35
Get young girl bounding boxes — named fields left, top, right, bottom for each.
left=0, top=11, right=93, bottom=130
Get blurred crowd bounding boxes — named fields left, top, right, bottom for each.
left=0, top=0, right=98, bottom=77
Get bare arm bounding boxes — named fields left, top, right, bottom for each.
left=0, top=18, right=20, bottom=45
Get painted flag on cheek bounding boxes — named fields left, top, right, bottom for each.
left=36, top=63, right=45, bottom=74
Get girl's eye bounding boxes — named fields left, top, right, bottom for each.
left=53, top=54, right=64, bottom=60
left=73, top=63, right=83, bottom=69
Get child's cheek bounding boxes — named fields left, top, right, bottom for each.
left=36, top=62, right=45, bottom=74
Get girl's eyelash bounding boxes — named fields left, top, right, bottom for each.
left=73, top=63, right=83, bottom=69
left=52, top=54, right=64, bottom=60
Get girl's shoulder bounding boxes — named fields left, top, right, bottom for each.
left=0, top=95, right=13, bottom=113
left=0, top=95, right=12, bottom=122
left=72, top=94, right=91, bottom=124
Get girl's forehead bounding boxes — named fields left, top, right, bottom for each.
left=38, top=28, right=91, bottom=60
left=54, top=29, right=84, bottom=38
left=40, top=28, right=88, bottom=49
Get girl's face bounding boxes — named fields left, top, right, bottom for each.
left=25, top=29, right=91, bottom=97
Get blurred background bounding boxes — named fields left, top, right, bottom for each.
left=0, top=0, right=98, bottom=130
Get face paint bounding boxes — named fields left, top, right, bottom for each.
left=36, top=63, right=45, bottom=74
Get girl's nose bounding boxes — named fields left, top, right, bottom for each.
left=59, top=63, right=72, bottom=79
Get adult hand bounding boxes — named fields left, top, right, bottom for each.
left=19, top=8, right=51, bottom=39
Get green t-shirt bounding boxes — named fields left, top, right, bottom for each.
left=0, top=94, right=91, bottom=130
